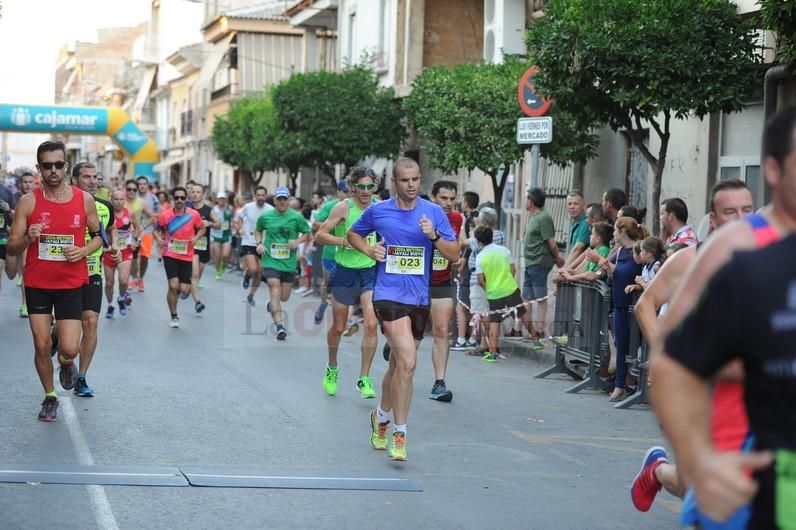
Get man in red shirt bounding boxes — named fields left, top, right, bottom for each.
left=7, top=140, right=102, bottom=422
left=427, top=180, right=464, bottom=402
left=154, top=186, right=205, bottom=328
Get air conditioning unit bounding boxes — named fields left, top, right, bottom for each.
left=483, top=0, right=526, bottom=64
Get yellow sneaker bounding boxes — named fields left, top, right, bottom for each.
left=388, top=431, right=407, bottom=461
left=369, top=409, right=389, bottom=450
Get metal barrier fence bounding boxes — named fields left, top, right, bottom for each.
left=535, top=280, right=612, bottom=394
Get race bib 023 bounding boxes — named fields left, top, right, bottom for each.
left=169, top=239, right=190, bottom=255
left=38, top=234, right=74, bottom=261
left=385, top=245, right=425, bottom=275
left=432, top=249, right=448, bottom=271
left=270, top=243, right=290, bottom=260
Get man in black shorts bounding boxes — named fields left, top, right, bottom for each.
left=7, top=140, right=102, bottom=421
left=348, top=158, right=459, bottom=461
left=155, top=186, right=205, bottom=328
left=188, top=183, right=220, bottom=313
left=72, top=162, right=118, bottom=397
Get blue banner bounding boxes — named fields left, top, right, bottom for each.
left=0, top=104, right=108, bottom=134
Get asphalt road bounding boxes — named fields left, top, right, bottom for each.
left=0, top=262, right=679, bottom=529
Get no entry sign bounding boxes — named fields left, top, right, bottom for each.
left=518, top=66, right=552, bottom=117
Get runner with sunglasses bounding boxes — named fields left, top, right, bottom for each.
left=315, top=167, right=380, bottom=398
left=7, top=140, right=103, bottom=421
left=154, top=186, right=205, bottom=328
left=255, top=186, right=310, bottom=341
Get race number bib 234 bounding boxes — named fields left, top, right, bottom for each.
left=270, top=243, right=290, bottom=260
left=38, top=234, right=74, bottom=261
left=385, top=245, right=425, bottom=275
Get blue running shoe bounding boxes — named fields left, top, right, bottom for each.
left=242, top=274, right=251, bottom=290
left=74, top=377, right=94, bottom=397
left=314, top=302, right=328, bottom=324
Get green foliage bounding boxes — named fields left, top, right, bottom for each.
left=760, top=0, right=796, bottom=63
left=526, top=0, right=760, bottom=232
left=212, top=96, right=282, bottom=185
left=270, top=66, right=405, bottom=175
left=404, top=59, right=598, bottom=214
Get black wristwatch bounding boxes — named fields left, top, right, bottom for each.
left=430, top=230, right=441, bottom=242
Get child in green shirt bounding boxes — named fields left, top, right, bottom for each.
left=561, top=222, right=612, bottom=282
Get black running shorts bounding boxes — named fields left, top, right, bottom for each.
left=81, top=275, right=103, bottom=313
left=25, top=286, right=83, bottom=320
left=163, top=256, right=193, bottom=284
left=373, top=300, right=430, bottom=341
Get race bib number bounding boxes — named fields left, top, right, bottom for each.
left=270, top=243, right=290, bottom=260
left=776, top=449, right=796, bottom=528
left=169, top=239, right=190, bottom=255
left=87, top=255, right=101, bottom=276
left=38, top=234, right=73, bottom=261
left=116, top=229, right=130, bottom=249
left=385, top=245, right=425, bottom=275
left=0, top=216, right=5, bottom=229
left=432, top=249, right=448, bottom=271
left=194, top=238, right=208, bottom=251
left=365, top=232, right=377, bottom=246
left=221, top=220, right=230, bottom=231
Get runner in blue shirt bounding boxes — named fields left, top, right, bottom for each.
left=348, top=157, right=459, bottom=461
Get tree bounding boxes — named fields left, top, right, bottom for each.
left=760, top=0, right=796, bottom=63
left=527, top=0, right=761, bottom=233
left=404, top=59, right=598, bottom=219
left=270, top=66, right=405, bottom=188
left=212, top=95, right=282, bottom=188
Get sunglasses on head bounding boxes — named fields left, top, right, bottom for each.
left=40, top=161, right=67, bottom=170
left=355, top=183, right=376, bottom=191
left=173, top=196, right=187, bottom=201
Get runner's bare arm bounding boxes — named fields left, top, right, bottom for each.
left=210, top=210, right=221, bottom=229
left=347, top=231, right=385, bottom=261
left=79, top=192, right=103, bottom=258
left=6, top=194, right=33, bottom=256
left=653, top=222, right=756, bottom=378
left=635, top=248, right=693, bottom=348
left=194, top=224, right=207, bottom=243
left=314, top=201, right=349, bottom=247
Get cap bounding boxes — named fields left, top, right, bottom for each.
left=337, top=180, right=349, bottom=192
left=216, top=191, right=226, bottom=199
left=274, top=186, right=290, bottom=199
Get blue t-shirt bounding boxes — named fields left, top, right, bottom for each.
left=610, top=246, right=642, bottom=308
left=350, top=197, right=456, bottom=306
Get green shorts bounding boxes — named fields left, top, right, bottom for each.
left=212, top=235, right=231, bottom=244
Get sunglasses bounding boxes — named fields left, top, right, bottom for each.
left=355, top=183, right=376, bottom=191
left=40, top=161, right=67, bottom=170
left=173, top=196, right=187, bottom=201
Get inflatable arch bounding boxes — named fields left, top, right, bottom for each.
left=0, top=104, right=159, bottom=178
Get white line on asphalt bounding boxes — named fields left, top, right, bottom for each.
left=188, top=474, right=405, bottom=481
left=0, top=470, right=178, bottom=477
left=62, top=396, right=120, bottom=530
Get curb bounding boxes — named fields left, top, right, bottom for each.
left=499, top=337, right=557, bottom=366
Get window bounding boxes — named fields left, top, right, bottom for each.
left=718, top=156, right=761, bottom=207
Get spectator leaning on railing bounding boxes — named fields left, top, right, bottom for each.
left=558, top=221, right=613, bottom=283
left=563, top=190, right=591, bottom=269
left=602, top=216, right=649, bottom=402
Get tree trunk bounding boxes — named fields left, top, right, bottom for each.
left=490, top=165, right=511, bottom=223
left=651, top=159, right=664, bottom=236
left=289, top=170, right=299, bottom=194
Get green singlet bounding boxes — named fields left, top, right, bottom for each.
left=334, top=198, right=376, bottom=270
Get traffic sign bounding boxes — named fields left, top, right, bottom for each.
left=517, top=66, right=552, bottom=117
left=517, top=117, right=553, bottom=144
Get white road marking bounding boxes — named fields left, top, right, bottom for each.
left=62, top=396, right=120, bottom=530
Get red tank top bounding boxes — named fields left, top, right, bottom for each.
left=431, top=210, right=463, bottom=284
left=711, top=214, right=780, bottom=451
left=25, top=186, right=88, bottom=289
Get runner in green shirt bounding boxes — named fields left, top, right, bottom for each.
left=315, top=167, right=379, bottom=398
left=255, top=186, right=310, bottom=341
left=311, top=180, right=350, bottom=324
